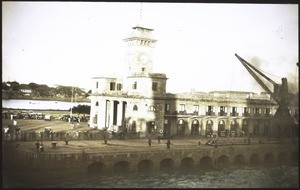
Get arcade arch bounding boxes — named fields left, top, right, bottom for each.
left=87, top=162, right=106, bottom=176
left=217, top=155, right=229, bottom=167
left=206, top=120, right=213, bottom=137
left=177, top=119, right=186, bottom=137
left=234, top=154, right=245, bottom=165
left=199, top=156, right=213, bottom=169
left=230, top=120, right=237, bottom=137
left=138, top=159, right=154, bottom=173
left=114, top=161, right=130, bottom=175
left=181, top=157, right=194, bottom=170
left=191, top=119, right=200, bottom=136
left=249, top=154, right=260, bottom=165
left=160, top=158, right=174, bottom=172
left=218, top=120, right=226, bottom=137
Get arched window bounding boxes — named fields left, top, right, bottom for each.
left=133, top=105, right=138, bottom=111
left=95, top=101, right=99, bottom=106
left=149, top=106, right=156, bottom=112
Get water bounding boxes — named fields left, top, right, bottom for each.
left=2, top=99, right=90, bottom=110
left=3, top=166, right=299, bottom=188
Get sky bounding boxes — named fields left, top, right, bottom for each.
left=2, top=2, right=299, bottom=94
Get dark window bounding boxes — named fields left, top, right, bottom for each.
left=96, top=82, right=98, bottom=89
left=117, top=83, right=122, bottom=91
left=152, top=82, right=158, bottom=91
left=131, top=121, right=136, bottom=132
left=110, top=82, right=116, bottom=91
left=132, top=82, right=137, bottom=89
left=133, top=105, right=138, bottom=111
left=95, top=102, right=99, bottom=106
left=255, top=108, right=260, bottom=114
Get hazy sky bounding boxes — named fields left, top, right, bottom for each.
left=2, top=2, right=299, bottom=93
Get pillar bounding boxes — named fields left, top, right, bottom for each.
left=117, top=101, right=123, bottom=126
left=109, top=100, right=114, bottom=127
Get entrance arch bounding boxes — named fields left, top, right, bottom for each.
left=230, top=120, right=237, bottom=137
left=242, top=120, right=249, bottom=135
left=205, top=120, right=213, bottom=137
left=191, top=119, right=200, bottom=136
left=218, top=120, right=225, bottom=137
left=177, top=119, right=186, bottom=137
left=146, top=121, right=155, bottom=136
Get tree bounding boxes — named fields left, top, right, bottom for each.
left=28, top=82, right=39, bottom=91
left=2, top=82, right=10, bottom=90
left=70, top=105, right=90, bottom=116
left=35, top=85, right=50, bottom=97
left=8, top=81, right=20, bottom=91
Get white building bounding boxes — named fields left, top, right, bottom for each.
left=89, top=25, right=298, bottom=138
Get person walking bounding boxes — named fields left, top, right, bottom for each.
left=148, top=138, right=152, bottom=148
left=166, top=139, right=172, bottom=149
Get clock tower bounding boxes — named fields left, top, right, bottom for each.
left=123, top=26, right=157, bottom=75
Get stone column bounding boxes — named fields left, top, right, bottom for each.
left=117, top=101, right=123, bottom=126
left=109, top=100, right=114, bottom=127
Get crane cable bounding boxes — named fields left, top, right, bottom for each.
left=254, top=66, right=282, bottom=80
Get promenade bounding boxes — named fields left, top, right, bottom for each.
left=2, top=119, right=297, bottom=155
left=6, top=136, right=290, bottom=154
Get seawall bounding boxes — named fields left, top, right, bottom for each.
left=3, top=141, right=298, bottom=177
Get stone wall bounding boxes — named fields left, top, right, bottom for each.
left=3, top=142, right=298, bottom=177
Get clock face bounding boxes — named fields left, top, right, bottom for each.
left=139, top=54, right=149, bottom=64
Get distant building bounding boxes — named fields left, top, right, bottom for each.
left=89, top=25, right=298, bottom=138
left=20, top=86, right=33, bottom=96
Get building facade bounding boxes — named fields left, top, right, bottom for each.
left=89, top=25, right=298, bottom=138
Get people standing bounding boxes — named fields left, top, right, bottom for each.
left=166, top=139, right=172, bottom=149
left=148, top=138, right=152, bottom=148
left=103, top=130, right=108, bottom=144
left=39, top=143, right=44, bottom=152
left=197, top=140, right=201, bottom=147
left=157, top=136, right=161, bottom=144
left=35, top=141, right=40, bottom=151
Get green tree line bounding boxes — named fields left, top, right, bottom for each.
left=2, top=81, right=91, bottom=100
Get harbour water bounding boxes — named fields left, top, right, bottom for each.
left=3, top=165, right=299, bottom=188
left=2, top=99, right=90, bottom=110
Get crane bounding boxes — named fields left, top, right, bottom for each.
left=235, top=54, right=296, bottom=140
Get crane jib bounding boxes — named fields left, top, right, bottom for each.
left=234, top=54, right=281, bottom=105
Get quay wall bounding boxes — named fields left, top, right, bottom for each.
left=3, top=143, right=298, bottom=177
